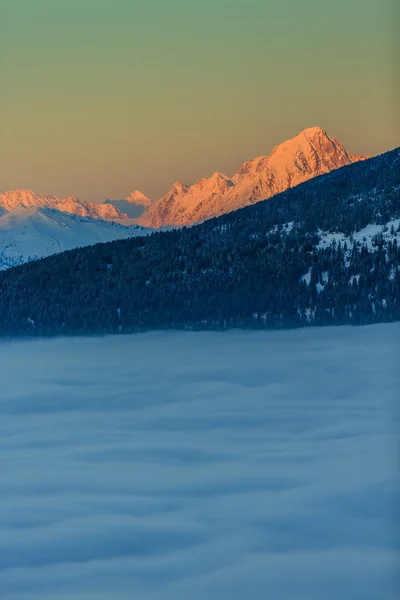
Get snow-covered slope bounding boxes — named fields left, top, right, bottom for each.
left=0, top=190, right=126, bottom=221
left=317, top=220, right=400, bottom=252
left=138, top=127, right=368, bottom=228
left=0, top=205, right=150, bottom=269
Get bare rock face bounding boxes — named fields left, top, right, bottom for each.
left=138, top=127, right=368, bottom=228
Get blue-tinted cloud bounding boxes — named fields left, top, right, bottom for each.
left=0, top=324, right=399, bottom=599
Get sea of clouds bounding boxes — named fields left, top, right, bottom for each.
left=0, top=324, right=399, bottom=599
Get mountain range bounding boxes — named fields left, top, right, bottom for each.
left=0, top=127, right=370, bottom=267
left=0, top=189, right=127, bottom=221
left=1, top=127, right=364, bottom=228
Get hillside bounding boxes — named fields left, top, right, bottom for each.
left=0, top=147, right=399, bottom=337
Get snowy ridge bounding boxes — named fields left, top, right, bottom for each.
left=0, top=190, right=127, bottom=221
left=0, top=206, right=151, bottom=270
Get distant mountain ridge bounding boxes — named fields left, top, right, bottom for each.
left=0, top=190, right=126, bottom=221
left=1, top=128, right=367, bottom=230
left=135, top=127, right=368, bottom=228
left=104, top=191, right=153, bottom=219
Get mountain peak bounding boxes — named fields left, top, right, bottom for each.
left=299, top=126, right=327, bottom=137
left=125, top=191, right=152, bottom=206
left=211, top=171, right=228, bottom=180
left=270, top=127, right=332, bottom=155
left=171, top=181, right=188, bottom=190
left=162, top=182, right=190, bottom=198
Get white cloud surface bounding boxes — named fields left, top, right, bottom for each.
left=0, top=324, right=399, bottom=599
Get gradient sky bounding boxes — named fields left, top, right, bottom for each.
left=0, top=0, right=398, bottom=202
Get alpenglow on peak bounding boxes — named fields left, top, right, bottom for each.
left=136, top=127, right=368, bottom=228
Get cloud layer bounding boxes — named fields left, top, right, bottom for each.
left=0, top=324, right=399, bottom=599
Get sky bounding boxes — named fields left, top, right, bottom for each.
left=0, top=323, right=399, bottom=599
left=0, top=0, right=398, bottom=202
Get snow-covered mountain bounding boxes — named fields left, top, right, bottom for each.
left=137, top=127, right=368, bottom=228
left=0, top=190, right=126, bottom=221
left=1, top=128, right=367, bottom=231
left=0, top=127, right=368, bottom=266
left=104, top=190, right=153, bottom=219
left=125, top=190, right=153, bottom=206
left=0, top=205, right=150, bottom=269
